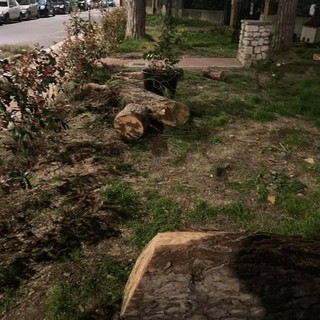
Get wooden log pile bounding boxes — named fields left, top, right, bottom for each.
left=87, top=83, right=190, bottom=140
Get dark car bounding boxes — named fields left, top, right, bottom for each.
left=106, top=0, right=114, bottom=7
left=52, top=0, right=70, bottom=14
left=37, top=0, right=55, bottom=16
left=78, top=0, right=88, bottom=11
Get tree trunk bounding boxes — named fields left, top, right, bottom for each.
left=86, top=83, right=190, bottom=140
left=121, top=231, right=320, bottom=320
left=125, top=0, right=146, bottom=38
left=271, top=0, right=298, bottom=52
left=118, top=86, right=190, bottom=127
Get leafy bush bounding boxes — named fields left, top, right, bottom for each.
left=144, top=14, right=182, bottom=70
left=60, top=12, right=110, bottom=87
left=0, top=47, right=67, bottom=191
left=100, top=7, right=127, bottom=50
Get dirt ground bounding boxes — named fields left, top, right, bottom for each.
left=1, top=79, right=320, bottom=319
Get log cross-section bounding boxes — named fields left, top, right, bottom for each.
left=121, top=231, right=320, bottom=320
left=114, top=103, right=150, bottom=141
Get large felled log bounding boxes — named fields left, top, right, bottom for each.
left=86, top=83, right=190, bottom=140
left=121, top=231, right=320, bottom=320
left=118, top=86, right=189, bottom=128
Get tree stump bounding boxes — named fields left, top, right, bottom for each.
left=121, top=231, right=320, bottom=320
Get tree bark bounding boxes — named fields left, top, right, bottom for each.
left=86, top=83, right=190, bottom=140
left=125, top=0, right=146, bottom=38
left=271, top=0, right=298, bottom=52
left=121, top=231, right=320, bottom=320
left=118, top=86, right=190, bottom=127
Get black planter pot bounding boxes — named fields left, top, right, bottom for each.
left=143, top=68, right=183, bottom=98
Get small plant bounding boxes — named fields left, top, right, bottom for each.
left=188, top=200, right=218, bottom=221
left=100, top=7, right=127, bottom=51
left=46, top=259, right=130, bottom=320
left=104, top=182, right=139, bottom=216
left=60, top=11, right=110, bottom=88
left=132, top=197, right=182, bottom=248
left=144, top=14, right=182, bottom=71
left=271, top=61, right=285, bottom=81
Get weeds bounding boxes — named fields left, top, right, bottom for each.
left=0, top=45, right=33, bottom=59
left=132, top=197, right=182, bottom=249
left=104, top=182, right=139, bottom=216
left=46, top=259, right=130, bottom=320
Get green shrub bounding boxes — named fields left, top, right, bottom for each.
left=101, top=7, right=127, bottom=50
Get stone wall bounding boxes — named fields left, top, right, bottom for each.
left=237, top=20, right=272, bottom=67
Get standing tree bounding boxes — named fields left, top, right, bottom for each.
left=271, top=0, right=298, bottom=52
left=125, top=0, right=146, bottom=38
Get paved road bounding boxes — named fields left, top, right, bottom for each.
left=0, top=10, right=102, bottom=48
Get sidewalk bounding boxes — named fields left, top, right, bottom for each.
left=49, top=40, right=242, bottom=69
left=102, top=57, right=242, bottom=69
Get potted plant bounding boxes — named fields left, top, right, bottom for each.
left=143, top=13, right=183, bottom=98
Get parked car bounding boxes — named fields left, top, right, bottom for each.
left=37, top=0, right=54, bottom=16
left=106, top=0, right=114, bottom=7
left=17, top=0, right=40, bottom=19
left=90, top=0, right=113, bottom=8
left=78, top=0, right=92, bottom=11
left=0, top=0, right=22, bottom=23
left=78, top=0, right=89, bottom=11
left=52, top=0, right=70, bottom=14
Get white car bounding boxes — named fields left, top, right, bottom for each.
left=17, top=0, right=40, bottom=20
left=0, top=0, right=22, bottom=23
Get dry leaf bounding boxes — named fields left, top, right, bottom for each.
left=304, top=158, right=315, bottom=164
left=267, top=194, right=277, bottom=204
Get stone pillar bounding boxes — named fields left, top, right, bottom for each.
left=237, top=20, right=272, bottom=67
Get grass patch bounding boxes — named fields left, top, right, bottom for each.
left=0, top=264, right=26, bottom=312
left=21, top=192, right=52, bottom=213
left=116, top=16, right=236, bottom=57
left=179, top=27, right=237, bottom=57
left=104, top=181, right=139, bottom=217
left=174, top=183, right=194, bottom=193
left=46, top=259, right=130, bottom=320
left=116, top=36, right=153, bottom=53
left=0, top=287, right=27, bottom=313
left=112, top=163, right=147, bottom=178
left=188, top=200, right=218, bottom=221
left=132, top=197, right=182, bottom=249
left=0, top=45, right=33, bottom=59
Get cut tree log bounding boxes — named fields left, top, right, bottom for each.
left=121, top=231, right=320, bottom=320
left=87, top=83, right=190, bottom=140
left=114, top=103, right=150, bottom=140
left=117, top=86, right=190, bottom=128
left=203, top=69, right=225, bottom=81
